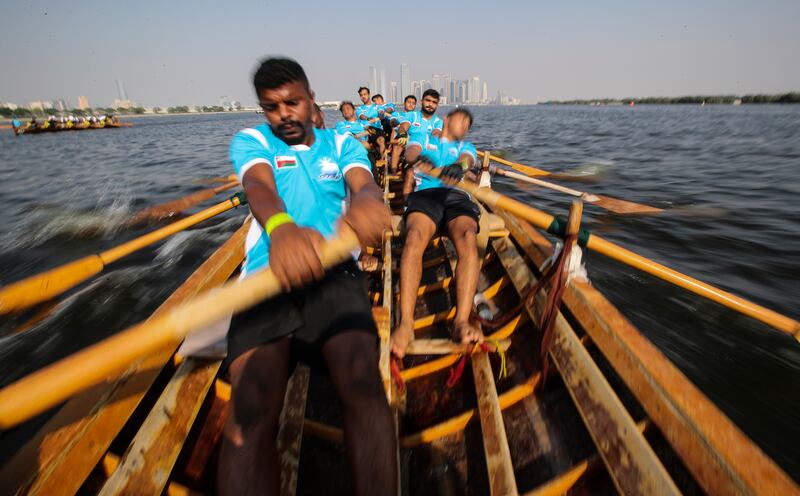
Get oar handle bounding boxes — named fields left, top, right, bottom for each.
left=477, top=150, right=551, bottom=176
left=0, top=227, right=360, bottom=430
left=416, top=163, right=800, bottom=339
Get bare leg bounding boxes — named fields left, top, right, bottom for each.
left=322, top=331, right=398, bottom=495
left=390, top=143, right=403, bottom=173
left=402, top=166, right=416, bottom=200
left=392, top=212, right=437, bottom=357
left=447, top=215, right=484, bottom=344
left=218, top=338, right=291, bottom=496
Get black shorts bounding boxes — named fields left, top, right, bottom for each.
left=226, top=260, right=377, bottom=364
left=404, top=188, right=481, bottom=233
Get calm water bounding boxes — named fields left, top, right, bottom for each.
left=1, top=106, right=798, bottom=478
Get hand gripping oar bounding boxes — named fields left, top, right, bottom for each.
left=128, top=180, right=239, bottom=224
left=0, top=227, right=360, bottom=429
left=417, top=163, right=800, bottom=340
left=491, top=165, right=662, bottom=214
left=0, top=193, right=246, bottom=316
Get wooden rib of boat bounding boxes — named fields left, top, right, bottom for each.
left=0, top=161, right=797, bottom=496
left=11, top=121, right=131, bottom=135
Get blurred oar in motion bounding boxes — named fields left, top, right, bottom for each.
left=491, top=166, right=662, bottom=215
left=477, top=151, right=608, bottom=182
left=0, top=227, right=360, bottom=429
left=196, top=174, right=238, bottom=185
left=128, top=180, right=238, bottom=224
left=0, top=193, right=246, bottom=316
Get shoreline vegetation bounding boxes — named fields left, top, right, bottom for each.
left=542, top=92, right=800, bottom=105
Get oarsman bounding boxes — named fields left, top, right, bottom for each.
left=397, top=89, right=443, bottom=138
left=391, top=108, right=483, bottom=358
left=356, top=87, right=386, bottom=156
left=220, top=57, right=397, bottom=496
left=312, top=102, right=326, bottom=128
left=389, top=94, right=418, bottom=172
left=335, top=101, right=370, bottom=147
left=371, top=93, right=395, bottom=136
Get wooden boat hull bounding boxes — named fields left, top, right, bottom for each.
left=12, top=122, right=129, bottom=135
left=1, top=166, right=796, bottom=495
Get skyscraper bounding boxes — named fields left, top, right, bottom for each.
left=470, top=77, right=481, bottom=103
left=389, top=81, right=398, bottom=102
left=369, top=66, right=378, bottom=94
left=431, top=74, right=450, bottom=101
left=400, top=63, right=410, bottom=100
left=482, top=81, right=489, bottom=104
left=116, top=80, right=128, bottom=101
left=379, top=69, right=386, bottom=97
left=77, top=96, right=90, bottom=110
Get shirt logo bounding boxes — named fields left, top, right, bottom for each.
left=412, top=122, right=421, bottom=127
left=276, top=156, right=297, bottom=169
left=318, top=157, right=341, bottom=181
left=426, top=143, right=438, bottom=151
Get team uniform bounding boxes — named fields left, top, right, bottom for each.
left=356, top=103, right=382, bottom=130
left=227, top=124, right=377, bottom=361
left=335, top=119, right=368, bottom=142
left=399, top=110, right=443, bottom=136
left=404, top=132, right=481, bottom=232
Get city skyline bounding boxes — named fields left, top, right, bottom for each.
left=1, top=1, right=798, bottom=108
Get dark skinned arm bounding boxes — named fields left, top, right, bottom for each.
left=342, top=168, right=391, bottom=247
left=241, top=163, right=325, bottom=291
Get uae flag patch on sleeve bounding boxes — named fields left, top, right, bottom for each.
left=275, top=156, right=298, bottom=169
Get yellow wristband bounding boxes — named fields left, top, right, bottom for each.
left=264, top=212, right=294, bottom=237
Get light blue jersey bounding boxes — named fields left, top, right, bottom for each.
left=407, top=133, right=476, bottom=192
left=356, top=103, right=382, bottom=129
left=335, top=119, right=368, bottom=141
left=401, top=111, right=443, bottom=136
left=376, top=102, right=396, bottom=119
left=230, top=124, right=372, bottom=276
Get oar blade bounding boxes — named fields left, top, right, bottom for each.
left=0, top=255, right=105, bottom=315
left=591, top=194, right=663, bottom=215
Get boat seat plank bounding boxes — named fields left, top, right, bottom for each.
left=496, top=209, right=800, bottom=495
left=492, top=235, right=680, bottom=496
left=405, top=338, right=511, bottom=355
left=277, top=365, right=311, bottom=496
left=99, top=358, right=221, bottom=495
left=472, top=352, right=519, bottom=496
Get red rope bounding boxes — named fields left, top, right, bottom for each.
left=390, top=357, right=406, bottom=392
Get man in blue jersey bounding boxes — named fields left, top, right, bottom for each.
left=389, top=94, right=417, bottom=172
left=220, top=57, right=396, bottom=496
left=356, top=86, right=385, bottom=155
left=335, top=101, right=370, bottom=147
left=391, top=108, right=483, bottom=358
left=371, top=93, right=395, bottom=136
left=397, top=89, right=443, bottom=138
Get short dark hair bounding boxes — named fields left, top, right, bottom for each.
left=339, top=101, right=355, bottom=112
left=314, top=103, right=321, bottom=111
left=422, top=89, right=440, bottom=101
left=253, top=57, right=309, bottom=93
left=404, top=95, right=417, bottom=103
left=358, top=86, right=370, bottom=95
left=372, top=94, right=384, bottom=101
left=448, top=107, right=473, bottom=127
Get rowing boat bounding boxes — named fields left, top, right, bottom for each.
left=0, top=158, right=797, bottom=495
left=11, top=121, right=131, bottom=135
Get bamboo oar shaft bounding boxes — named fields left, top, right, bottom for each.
left=476, top=150, right=551, bottom=176
left=129, top=180, right=238, bottom=224
left=0, top=195, right=243, bottom=315
left=0, top=228, right=360, bottom=429
left=419, top=165, right=800, bottom=339
left=493, top=167, right=589, bottom=198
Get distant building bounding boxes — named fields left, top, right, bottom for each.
left=482, top=82, right=489, bottom=104
left=470, top=77, right=481, bottom=104
left=389, top=81, right=398, bottom=102
left=116, top=80, right=129, bottom=101
left=55, top=99, right=69, bottom=111
left=412, top=80, right=421, bottom=100
left=77, top=96, right=90, bottom=110
left=431, top=74, right=450, bottom=101
left=29, top=101, right=52, bottom=111
left=379, top=68, right=386, bottom=97
left=400, top=63, right=410, bottom=100
left=113, top=99, right=136, bottom=110
left=368, top=66, right=378, bottom=94
left=1, top=102, right=19, bottom=110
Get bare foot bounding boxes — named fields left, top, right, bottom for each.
left=452, top=320, right=484, bottom=345
left=391, top=321, right=415, bottom=358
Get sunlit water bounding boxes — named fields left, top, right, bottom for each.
left=0, top=106, right=798, bottom=477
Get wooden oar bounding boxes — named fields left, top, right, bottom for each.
left=128, top=180, right=238, bottom=224
left=418, top=164, right=800, bottom=339
left=0, top=194, right=245, bottom=316
left=477, top=151, right=551, bottom=177
left=491, top=166, right=662, bottom=214
left=197, top=174, right=238, bottom=185
left=0, top=228, right=360, bottom=429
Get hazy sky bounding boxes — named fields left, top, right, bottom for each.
left=1, top=0, right=798, bottom=107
